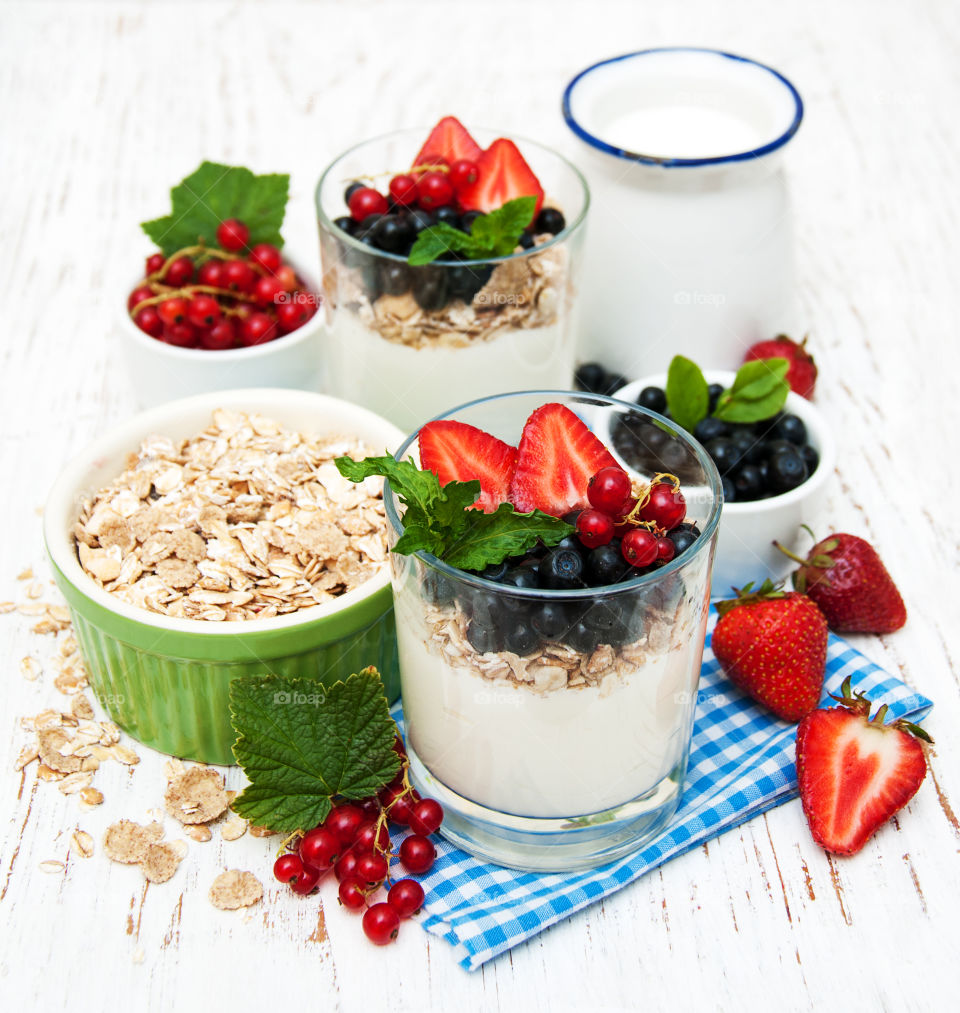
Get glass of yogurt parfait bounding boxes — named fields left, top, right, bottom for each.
left=381, top=391, right=722, bottom=871
left=316, top=121, right=589, bottom=434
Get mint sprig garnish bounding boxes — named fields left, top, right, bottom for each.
left=141, top=161, right=289, bottom=256
left=335, top=454, right=573, bottom=570
left=230, top=668, right=400, bottom=833
left=664, top=355, right=790, bottom=432
left=407, top=196, right=537, bottom=266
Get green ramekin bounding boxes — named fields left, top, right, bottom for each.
left=44, top=388, right=406, bottom=766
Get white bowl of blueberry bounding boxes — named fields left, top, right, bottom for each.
left=585, top=359, right=836, bottom=596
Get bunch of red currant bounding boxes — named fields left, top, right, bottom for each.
left=346, top=157, right=479, bottom=222
left=272, top=736, right=443, bottom=946
left=576, top=467, right=687, bottom=568
left=128, top=218, right=317, bottom=350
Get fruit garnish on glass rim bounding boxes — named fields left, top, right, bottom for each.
left=744, top=334, right=818, bottom=399
left=407, top=196, right=538, bottom=266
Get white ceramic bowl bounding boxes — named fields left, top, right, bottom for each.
left=120, top=261, right=326, bottom=408
left=605, top=371, right=836, bottom=596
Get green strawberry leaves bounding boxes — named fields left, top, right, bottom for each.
left=229, top=668, right=400, bottom=833
left=335, top=454, right=573, bottom=570
left=141, top=161, right=289, bottom=256
left=408, top=196, right=537, bottom=266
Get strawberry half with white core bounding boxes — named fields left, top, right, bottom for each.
left=509, top=403, right=621, bottom=517
left=796, top=677, right=931, bottom=855
left=456, top=138, right=545, bottom=221
left=413, top=116, right=482, bottom=169
left=418, top=420, right=516, bottom=513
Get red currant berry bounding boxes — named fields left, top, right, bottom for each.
left=354, top=852, right=389, bottom=888
left=416, top=171, right=454, bottom=210
left=299, top=827, right=340, bottom=871
left=273, top=853, right=305, bottom=884
left=448, top=159, right=479, bottom=192
left=588, top=467, right=632, bottom=515
left=338, top=878, right=368, bottom=911
left=163, top=322, right=198, bottom=348
left=253, top=274, right=284, bottom=308
left=354, top=820, right=391, bottom=854
left=186, top=294, right=221, bottom=329
left=290, top=865, right=321, bottom=896
left=639, top=483, right=686, bottom=530
left=389, top=174, right=418, bottom=207
left=145, top=252, right=165, bottom=275
left=216, top=218, right=250, bottom=253
left=239, top=311, right=278, bottom=346
left=196, top=260, right=225, bottom=288
left=249, top=242, right=282, bottom=274
left=275, top=264, right=297, bottom=292
left=362, top=902, right=400, bottom=945
left=407, top=798, right=444, bottom=837
left=128, top=285, right=154, bottom=312
left=333, top=851, right=359, bottom=883
left=576, top=509, right=615, bottom=549
left=621, top=528, right=659, bottom=568
left=348, top=187, right=389, bottom=221
left=134, top=306, right=163, bottom=338
left=199, top=319, right=236, bottom=350
left=164, top=256, right=194, bottom=287
left=387, top=878, right=425, bottom=919
left=324, top=804, right=366, bottom=846
left=275, top=298, right=309, bottom=333
left=379, top=784, right=414, bottom=826
left=656, top=536, right=676, bottom=562
left=358, top=797, right=381, bottom=820
left=157, top=297, right=188, bottom=327
left=222, top=259, right=255, bottom=293
left=399, top=834, right=436, bottom=874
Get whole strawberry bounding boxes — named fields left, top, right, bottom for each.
left=712, top=580, right=827, bottom=722
left=743, top=334, right=817, bottom=399
left=778, top=532, right=906, bottom=634
left=796, top=677, right=931, bottom=855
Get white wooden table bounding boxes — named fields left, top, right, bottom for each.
left=2, top=1, right=958, bottom=1009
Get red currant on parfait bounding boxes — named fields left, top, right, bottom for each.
left=621, top=528, right=659, bottom=568
left=588, top=466, right=632, bottom=515
left=216, top=218, right=250, bottom=253
left=362, top=902, right=401, bottom=946
left=448, top=158, right=479, bottom=192
left=416, top=171, right=454, bottom=210
left=388, top=174, right=418, bottom=207
left=639, top=481, right=686, bottom=530
left=348, top=186, right=389, bottom=221
left=656, top=536, right=676, bottom=562
left=576, top=509, right=615, bottom=549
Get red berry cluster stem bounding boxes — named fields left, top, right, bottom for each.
left=272, top=734, right=443, bottom=947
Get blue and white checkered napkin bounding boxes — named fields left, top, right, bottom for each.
left=391, top=612, right=933, bottom=971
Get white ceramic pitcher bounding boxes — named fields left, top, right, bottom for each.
left=562, top=48, right=803, bottom=376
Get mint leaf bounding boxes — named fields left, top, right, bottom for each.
left=443, top=503, right=572, bottom=570
left=336, top=454, right=443, bottom=512
left=141, top=161, right=289, bottom=256
left=230, top=668, right=400, bottom=833
left=665, top=355, right=709, bottom=432
left=713, top=358, right=790, bottom=423
left=407, top=197, right=536, bottom=266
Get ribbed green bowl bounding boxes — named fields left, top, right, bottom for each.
left=44, top=389, right=405, bottom=766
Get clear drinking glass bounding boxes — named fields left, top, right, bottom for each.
left=316, top=130, right=589, bottom=435
left=385, top=391, right=722, bottom=871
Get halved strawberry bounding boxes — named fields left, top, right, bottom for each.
left=413, top=116, right=482, bottom=170
left=509, top=404, right=620, bottom=517
left=456, top=138, right=544, bottom=220
left=418, top=420, right=516, bottom=513
left=796, top=678, right=931, bottom=856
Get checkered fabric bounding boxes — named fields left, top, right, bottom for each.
left=391, top=613, right=933, bottom=971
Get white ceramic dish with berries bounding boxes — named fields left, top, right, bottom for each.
left=603, top=370, right=836, bottom=596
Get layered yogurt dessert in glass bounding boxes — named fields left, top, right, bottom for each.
left=316, top=121, right=589, bottom=433
left=381, top=391, right=722, bottom=871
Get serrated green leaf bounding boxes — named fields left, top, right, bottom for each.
left=336, top=454, right=442, bottom=511
left=141, top=161, right=289, bottom=256
left=408, top=223, right=483, bottom=266
left=469, top=197, right=537, bottom=256
left=229, top=669, right=400, bottom=833
left=442, top=504, right=573, bottom=570
left=665, top=355, right=709, bottom=433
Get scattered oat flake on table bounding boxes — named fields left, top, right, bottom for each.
left=39, top=860, right=65, bottom=874
left=38, top=728, right=81, bottom=774
left=79, top=786, right=104, bottom=807
left=71, top=829, right=94, bottom=858
left=164, top=766, right=229, bottom=824
left=248, top=824, right=278, bottom=839
left=103, top=820, right=161, bottom=865
left=19, top=656, right=41, bottom=681
left=140, top=842, right=183, bottom=884
left=208, top=869, right=263, bottom=910
left=16, top=568, right=33, bottom=581
left=70, top=695, right=94, bottom=720
left=0, top=601, right=16, bottom=613
left=14, top=744, right=39, bottom=771
left=58, top=771, right=94, bottom=795
left=220, top=815, right=247, bottom=841
left=184, top=824, right=212, bottom=843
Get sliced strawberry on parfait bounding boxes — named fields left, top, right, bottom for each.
left=457, top=138, right=545, bottom=222
left=418, top=420, right=517, bottom=513
left=413, top=116, right=483, bottom=170
left=509, top=403, right=620, bottom=517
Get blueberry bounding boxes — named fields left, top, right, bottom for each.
left=333, top=215, right=357, bottom=236
left=535, top=207, right=566, bottom=234
left=432, top=205, right=461, bottom=229
left=378, top=261, right=410, bottom=297
left=767, top=447, right=808, bottom=493
left=762, top=439, right=797, bottom=459
left=575, top=362, right=609, bottom=395
left=447, top=263, right=493, bottom=301
left=561, top=511, right=582, bottom=527
left=411, top=267, right=448, bottom=311
left=466, top=621, right=502, bottom=654
left=706, top=437, right=739, bottom=475
left=502, top=567, right=540, bottom=590
left=405, top=208, right=436, bottom=234
left=721, top=475, right=736, bottom=502
left=674, top=521, right=702, bottom=535
left=460, top=210, right=482, bottom=234
left=422, top=570, right=455, bottom=606
left=504, top=622, right=540, bottom=656
left=602, top=373, right=629, bottom=397
left=707, top=383, right=725, bottom=412
left=659, top=438, right=690, bottom=472
left=372, top=214, right=413, bottom=253
left=733, top=464, right=764, bottom=500
left=479, top=561, right=510, bottom=582
left=801, top=444, right=819, bottom=473
left=729, top=429, right=757, bottom=464
left=586, top=542, right=631, bottom=586
left=636, top=386, right=667, bottom=414
left=540, top=548, right=586, bottom=589
left=668, top=529, right=698, bottom=556
left=554, top=534, right=586, bottom=556
left=531, top=602, right=574, bottom=640
left=694, top=416, right=728, bottom=443
left=357, top=213, right=384, bottom=239
left=344, top=181, right=365, bottom=204
left=565, top=621, right=599, bottom=653
left=773, top=413, right=807, bottom=446
left=462, top=590, right=506, bottom=627
left=517, top=232, right=536, bottom=250
left=581, top=599, right=630, bottom=640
